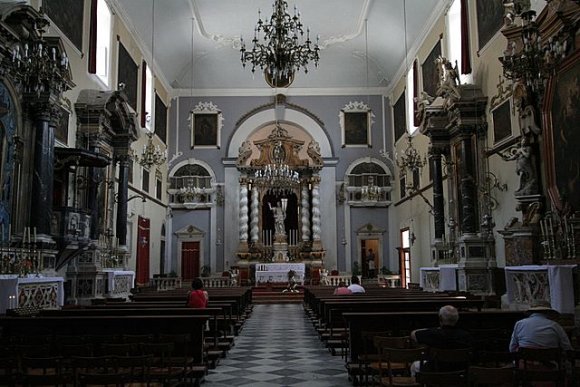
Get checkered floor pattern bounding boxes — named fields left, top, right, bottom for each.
left=203, top=303, right=352, bottom=387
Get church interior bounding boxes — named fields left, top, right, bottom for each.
left=0, top=0, right=579, bottom=385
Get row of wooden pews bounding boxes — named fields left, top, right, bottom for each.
left=0, top=286, right=253, bottom=386
left=303, top=285, right=528, bottom=385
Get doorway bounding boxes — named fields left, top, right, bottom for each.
left=181, top=241, right=200, bottom=281
left=399, top=228, right=411, bottom=288
left=360, top=239, right=379, bottom=278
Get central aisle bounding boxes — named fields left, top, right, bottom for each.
left=204, top=303, right=352, bottom=387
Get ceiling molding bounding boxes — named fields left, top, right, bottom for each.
left=189, top=0, right=237, bottom=48
left=319, top=0, right=372, bottom=49
left=172, top=86, right=389, bottom=98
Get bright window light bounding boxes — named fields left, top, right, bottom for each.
left=446, top=0, right=472, bottom=84
left=145, top=66, right=153, bottom=131
left=96, top=0, right=112, bottom=86
left=406, top=66, right=418, bottom=134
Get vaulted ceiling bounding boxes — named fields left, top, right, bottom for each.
left=112, top=0, right=447, bottom=93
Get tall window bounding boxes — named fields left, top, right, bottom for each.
left=145, top=66, right=153, bottom=130
left=95, top=0, right=112, bottom=85
left=142, top=168, right=150, bottom=193
left=400, top=228, right=411, bottom=288
left=406, top=66, right=418, bottom=134
left=446, top=0, right=471, bottom=84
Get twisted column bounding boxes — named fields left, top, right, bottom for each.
left=250, top=186, right=259, bottom=244
left=311, top=177, right=322, bottom=246
left=301, top=184, right=311, bottom=242
left=239, top=179, right=249, bottom=244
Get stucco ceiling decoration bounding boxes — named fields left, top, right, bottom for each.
left=113, top=0, right=446, bottom=92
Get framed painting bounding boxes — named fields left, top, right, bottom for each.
left=117, top=42, right=138, bottom=110
left=54, top=104, right=70, bottom=145
left=393, top=93, right=406, bottom=142
left=340, top=101, right=374, bottom=147
left=155, top=93, right=167, bottom=144
left=476, top=0, right=504, bottom=51
left=422, top=40, right=441, bottom=98
left=543, top=50, right=580, bottom=211
left=190, top=101, right=223, bottom=148
left=43, top=0, right=84, bottom=52
left=491, top=99, right=513, bottom=145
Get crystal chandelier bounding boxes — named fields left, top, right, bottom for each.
left=240, top=0, right=320, bottom=88
left=396, top=135, right=426, bottom=174
left=138, top=132, right=166, bottom=169
left=500, top=10, right=567, bottom=95
left=253, top=141, right=300, bottom=193
left=8, top=15, right=70, bottom=96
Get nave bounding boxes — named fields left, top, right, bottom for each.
left=204, top=304, right=351, bottom=387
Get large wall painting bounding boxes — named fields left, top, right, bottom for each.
left=422, top=40, right=441, bottom=98
left=117, top=43, right=138, bottom=110
left=44, top=0, right=84, bottom=52
left=476, top=0, right=504, bottom=51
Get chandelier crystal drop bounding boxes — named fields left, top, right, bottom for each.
left=253, top=141, right=300, bottom=194
left=240, top=0, right=320, bottom=88
left=138, top=132, right=167, bottom=169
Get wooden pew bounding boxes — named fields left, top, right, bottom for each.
left=0, top=315, right=209, bottom=364
left=342, top=310, right=526, bottom=365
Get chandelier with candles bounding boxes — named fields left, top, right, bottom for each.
left=240, top=0, right=320, bottom=88
left=253, top=138, right=300, bottom=194
left=137, top=132, right=166, bottom=169
left=397, top=134, right=426, bottom=175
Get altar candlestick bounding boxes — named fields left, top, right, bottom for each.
left=540, top=220, right=545, bottom=238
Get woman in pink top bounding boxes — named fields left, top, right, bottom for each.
left=187, top=278, right=209, bottom=308
left=333, top=281, right=352, bottom=295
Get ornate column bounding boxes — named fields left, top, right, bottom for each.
left=447, top=84, right=493, bottom=294
left=250, top=185, right=259, bottom=244
left=430, top=147, right=446, bottom=240
left=238, top=178, right=249, bottom=252
left=115, top=154, right=130, bottom=248
left=301, top=183, right=311, bottom=242
left=311, top=176, right=322, bottom=251
left=29, top=106, right=56, bottom=238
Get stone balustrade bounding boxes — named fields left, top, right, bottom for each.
left=151, top=277, right=182, bottom=291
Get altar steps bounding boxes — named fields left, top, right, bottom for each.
left=252, top=287, right=304, bottom=304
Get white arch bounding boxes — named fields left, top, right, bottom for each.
left=169, top=157, right=217, bottom=179
left=227, top=108, right=332, bottom=158
left=344, top=157, right=393, bottom=178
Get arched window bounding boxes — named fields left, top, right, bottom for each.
left=345, top=160, right=393, bottom=206
left=169, top=164, right=214, bottom=206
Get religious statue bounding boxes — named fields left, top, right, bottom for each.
left=500, top=135, right=538, bottom=196
left=307, top=140, right=323, bottom=166
left=436, top=56, right=461, bottom=102
left=269, top=201, right=286, bottom=237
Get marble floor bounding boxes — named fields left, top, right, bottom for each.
left=203, top=303, right=353, bottom=387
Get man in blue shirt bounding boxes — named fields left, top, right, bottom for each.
left=509, top=300, right=572, bottom=352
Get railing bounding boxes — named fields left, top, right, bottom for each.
left=150, top=277, right=183, bottom=291
left=322, top=275, right=354, bottom=286
left=202, top=276, right=236, bottom=288
left=377, top=274, right=401, bottom=287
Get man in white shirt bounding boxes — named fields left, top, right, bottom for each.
left=347, top=275, right=365, bottom=293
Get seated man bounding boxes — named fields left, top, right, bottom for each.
left=347, top=275, right=365, bottom=293
left=410, top=305, right=472, bottom=373
left=509, top=300, right=572, bottom=353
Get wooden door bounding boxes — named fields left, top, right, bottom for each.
left=136, top=216, right=150, bottom=285
left=181, top=241, right=200, bottom=281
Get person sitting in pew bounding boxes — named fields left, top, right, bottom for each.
left=347, top=275, right=365, bottom=293
left=333, top=281, right=352, bottom=295
left=410, top=305, right=472, bottom=374
left=187, top=278, right=209, bottom=308
left=509, top=300, right=572, bottom=353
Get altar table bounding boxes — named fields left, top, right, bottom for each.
left=0, top=274, right=64, bottom=314
left=255, top=263, right=305, bottom=284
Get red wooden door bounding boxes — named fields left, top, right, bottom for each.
left=136, top=216, right=150, bottom=285
left=181, top=241, right=200, bottom=281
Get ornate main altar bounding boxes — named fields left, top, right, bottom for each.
left=234, top=124, right=325, bottom=281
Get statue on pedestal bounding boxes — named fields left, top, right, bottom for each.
left=269, top=201, right=286, bottom=237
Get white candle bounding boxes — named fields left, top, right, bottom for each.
left=33, top=227, right=36, bottom=244
left=540, top=220, right=545, bottom=238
